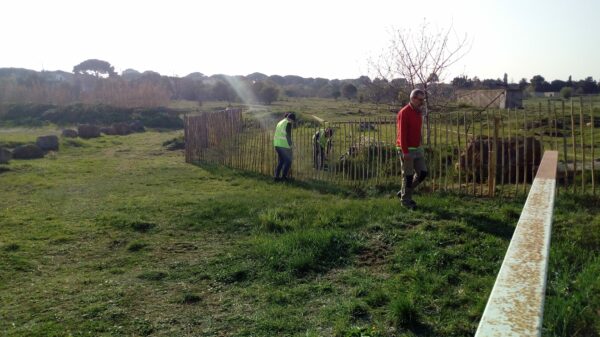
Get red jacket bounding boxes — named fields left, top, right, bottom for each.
left=396, top=103, right=422, bottom=155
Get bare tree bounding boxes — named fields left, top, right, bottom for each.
left=370, top=20, right=470, bottom=144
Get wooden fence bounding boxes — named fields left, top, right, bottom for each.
left=185, top=98, right=599, bottom=196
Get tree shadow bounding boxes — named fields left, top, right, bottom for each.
left=555, top=193, right=600, bottom=215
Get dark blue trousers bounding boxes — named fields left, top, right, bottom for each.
left=275, top=147, right=293, bottom=178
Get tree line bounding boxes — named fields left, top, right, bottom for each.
left=1, top=59, right=599, bottom=109
left=451, top=74, right=600, bottom=97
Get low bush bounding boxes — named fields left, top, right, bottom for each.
left=0, top=103, right=183, bottom=129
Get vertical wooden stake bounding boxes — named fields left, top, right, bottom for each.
left=579, top=97, right=586, bottom=192
left=590, top=98, right=596, bottom=195
left=570, top=99, right=577, bottom=193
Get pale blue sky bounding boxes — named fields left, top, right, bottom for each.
left=1, top=0, right=598, bottom=82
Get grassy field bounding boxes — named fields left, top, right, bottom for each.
left=171, top=98, right=399, bottom=122
left=1, top=125, right=599, bottom=336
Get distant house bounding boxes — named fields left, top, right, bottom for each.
left=35, top=70, right=73, bottom=83
left=544, top=92, right=559, bottom=97
left=456, top=88, right=523, bottom=109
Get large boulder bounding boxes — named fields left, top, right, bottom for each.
left=335, top=136, right=398, bottom=179
left=36, top=135, right=59, bottom=151
left=78, top=125, right=101, bottom=139
left=458, top=136, right=542, bottom=183
left=62, top=129, right=78, bottom=138
left=12, top=144, right=44, bottom=159
left=0, top=147, right=11, bottom=164
left=358, top=122, right=377, bottom=131
left=112, top=122, right=132, bottom=135
left=129, top=120, right=145, bottom=133
left=100, top=126, right=117, bottom=135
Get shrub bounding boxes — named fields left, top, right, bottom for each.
left=179, top=293, right=202, bottom=304
left=366, top=290, right=390, bottom=308
left=3, top=103, right=54, bottom=121
left=389, top=294, right=420, bottom=328
left=0, top=103, right=184, bottom=129
left=140, top=113, right=183, bottom=129
left=560, top=87, right=573, bottom=99
left=127, top=242, right=148, bottom=252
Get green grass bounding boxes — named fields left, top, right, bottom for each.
left=0, top=126, right=598, bottom=336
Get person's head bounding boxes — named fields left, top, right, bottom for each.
left=409, top=89, right=426, bottom=109
left=324, top=127, right=333, bottom=137
left=286, top=112, right=296, bottom=123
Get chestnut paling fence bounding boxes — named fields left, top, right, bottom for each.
left=185, top=98, right=599, bottom=196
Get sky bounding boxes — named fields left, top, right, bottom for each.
left=1, top=0, right=599, bottom=83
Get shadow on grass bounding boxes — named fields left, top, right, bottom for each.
left=417, top=199, right=517, bottom=240
left=192, top=161, right=359, bottom=197
left=555, top=193, right=600, bottom=214
left=192, top=161, right=529, bottom=240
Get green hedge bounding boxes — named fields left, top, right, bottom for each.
left=0, top=103, right=183, bottom=129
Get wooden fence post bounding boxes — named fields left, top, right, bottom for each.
left=459, top=111, right=465, bottom=193
left=570, top=99, right=577, bottom=193
left=591, top=98, right=596, bottom=195
left=579, top=97, right=586, bottom=192
left=489, top=114, right=498, bottom=197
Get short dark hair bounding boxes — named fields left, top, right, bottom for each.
left=286, top=112, right=296, bottom=121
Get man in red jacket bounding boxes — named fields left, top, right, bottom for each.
left=396, top=89, right=428, bottom=209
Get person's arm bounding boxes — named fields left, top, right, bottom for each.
left=286, top=123, right=292, bottom=147
left=396, top=111, right=402, bottom=149
left=400, top=111, right=410, bottom=156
